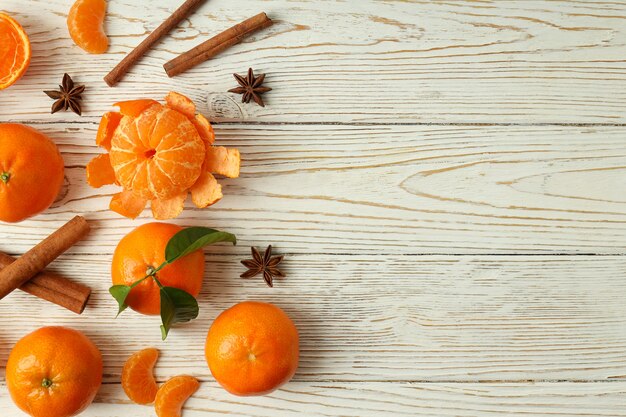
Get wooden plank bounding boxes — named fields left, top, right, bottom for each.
left=1, top=255, right=626, bottom=382
left=0, top=123, right=624, bottom=254
left=2, top=381, right=626, bottom=416
left=1, top=0, right=626, bottom=123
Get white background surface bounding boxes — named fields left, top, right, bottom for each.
left=1, top=0, right=626, bottom=415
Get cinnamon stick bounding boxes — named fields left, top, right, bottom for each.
left=0, top=216, right=90, bottom=300
left=0, top=253, right=90, bottom=314
left=164, top=12, right=273, bottom=78
left=104, top=0, right=208, bottom=87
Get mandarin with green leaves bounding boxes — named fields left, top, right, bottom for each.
left=111, top=222, right=205, bottom=316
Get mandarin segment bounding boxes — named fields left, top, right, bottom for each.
left=86, top=153, right=116, bottom=188
left=190, top=171, right=223, bottom=208
left=96, top=111, right=122, bottom=150
left=67, top=0, right=109, bottom=54
left=151, top=192, right=187, bottom=220
left=155, top=375, right=200, bottom=417
left=122, top=348, right=160, bottom=405
left=204, top=147, right=241, bottom=178
left=0, top=13, right=31, bottom=90
left=110, top=190, right=147, bottom=219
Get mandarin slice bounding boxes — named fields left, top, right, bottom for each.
left=110, top=190, right=147, bottom=219
left=86, top=153, right=116, bottom=188
left=204, top=147, right=240, bottom=178
left=155, top=375, right=199, bottom=417
left=190, top=171, right=222, bottom=208
left=151, top=192, right=187, bottom=220
left=165, top=92, right=196, bottom=118
left=0, top=13, right=31, bottom=90
left=67, top=0, right=109, bottom=54
left=122, top=348, right=160, bottom=405
left=96, top=111, right=122, bottom=150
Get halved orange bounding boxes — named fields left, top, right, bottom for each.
left=122, top=348, right=160, bottom=405
left=155, top=375, right=199, bottom=417
left=0, top=13, right=31, bottom=90
left=67, top=0, right=109, bottom=54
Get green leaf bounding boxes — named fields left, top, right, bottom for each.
left=109, top=285, right=131, bottom=316
left=165, top=227, right=236, bottom=264
left=159, top=286, right=199, bottom=340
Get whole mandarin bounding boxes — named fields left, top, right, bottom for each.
left=205, top=301, right=299, bottom=396
left=0, top=123, right=64, bottom=222
left=111, top=222, right=205, bottom=315
left=6, top=326, right=102, bottom=417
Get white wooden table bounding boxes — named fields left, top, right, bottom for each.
left=1, top=0, right=626, bottom=415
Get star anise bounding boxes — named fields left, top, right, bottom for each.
left=228, top=68, right=272, bottom=107
left=240, top=245, right=284, bottom=287
left=44, top=73, right=85, bottom=115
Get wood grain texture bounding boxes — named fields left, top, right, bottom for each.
left=1, top=255, right=626, bottom=383
left=2, top=381, right=626, bottom=416
left=1, top=0, right=626, bottom=123
left=1, top=0, right=625, bottom=415
left=0, top=123, right=623, bottom=254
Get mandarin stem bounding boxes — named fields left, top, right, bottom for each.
left=152, top=276, right=164, bottom=289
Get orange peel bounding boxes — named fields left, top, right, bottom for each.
left=86, top=153, right=116, bottom=188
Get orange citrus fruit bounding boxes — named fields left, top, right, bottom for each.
left=109, top=102, right=206, bottom=202
left=155, top=375, right=199, bottom=417
left=122, top=348, right=160, bottom=404
left=0, top=123, right=65, bottom=222
left=0, top=13, right=31, bottom=89
left=205, top=301, right=299, bottom=396
left=111, top=222, right=205, bottom=315
left=67, top=0, right=108, bottom=54
left=86, top=92, right=240, bottom=220
left=6, top=327, right=103, bottom=417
